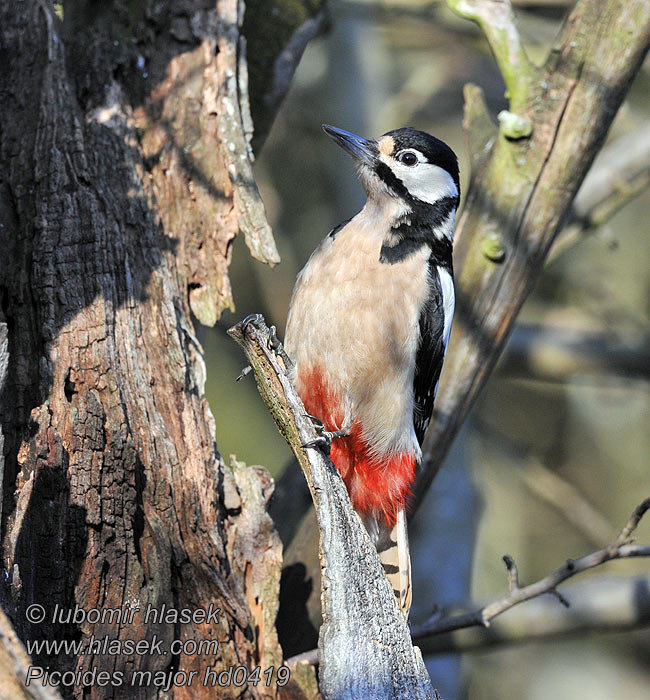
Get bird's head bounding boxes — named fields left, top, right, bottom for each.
left=322, top=124, right=460, bottom=209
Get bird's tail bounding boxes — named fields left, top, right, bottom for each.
left=366, top=509, right=412, bottom=617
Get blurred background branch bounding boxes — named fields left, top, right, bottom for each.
left=412, top=497, right=650, bottom=636
left=550, top=121, right=650, bottom=262
left=414, top=0, right=650, bottom=510
left=497, top=323, right=650, bottom=384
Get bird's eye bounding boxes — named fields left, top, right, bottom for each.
left=398, top=151, right=418, bottom=166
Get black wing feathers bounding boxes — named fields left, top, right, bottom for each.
left=413, top=264, right=447, bottom=446
left=380, top=231, right=452, bottom=447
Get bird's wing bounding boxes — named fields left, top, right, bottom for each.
left=413, top=263, right=450, bottom=446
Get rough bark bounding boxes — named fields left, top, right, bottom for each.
left=0, top=1, right=319, bottom=699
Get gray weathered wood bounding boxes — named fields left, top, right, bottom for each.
left=229, top=316, right=438, bottom=700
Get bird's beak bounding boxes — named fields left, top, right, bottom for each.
left=322, top=124, right=376, bottom=166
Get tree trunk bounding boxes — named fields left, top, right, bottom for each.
left=0, top=1, right=320, bottom=698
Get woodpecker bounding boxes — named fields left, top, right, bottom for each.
left=284, top=124, right=459, bottom=616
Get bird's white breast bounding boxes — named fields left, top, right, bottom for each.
left=285, top=202, right=431, bottom=461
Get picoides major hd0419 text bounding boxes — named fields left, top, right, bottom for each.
left=284, top=125, right=459, bottom=616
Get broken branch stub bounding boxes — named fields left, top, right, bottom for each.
left=228, top=315, right=438, bottom=700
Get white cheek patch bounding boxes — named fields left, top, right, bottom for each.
left=393, top=162, right=458, bottom=204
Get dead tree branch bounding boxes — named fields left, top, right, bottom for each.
left=411, top=497, right=650, bottom=637
left=229, top=315, right=438, bottom=700
left=415, top=572, right=650, bottom=654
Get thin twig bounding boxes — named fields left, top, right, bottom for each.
left=411, top=497, right=650, bottom=638
left=416, top=572, right=650, bottom=654
left=615, top=498, right=650, bottom=547
left=503, top=554, right=519, bottom=592
left=550, top=122, right=650, bottom=262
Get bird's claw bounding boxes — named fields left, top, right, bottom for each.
left=301, top=435, right=333, bottom=455
left=239, top=314, right=293, bottom=371
left=268, top=325, right=294, bottom=370
left=304, top=413, right=325, bottom=429
left=241, top=313, right=264, bottom=335
left=236, top=315, right=261, bottom=382
left=301, top=415, right=349, bottom=455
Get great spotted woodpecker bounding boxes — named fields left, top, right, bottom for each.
left=284, top=125, right=459, bottom=616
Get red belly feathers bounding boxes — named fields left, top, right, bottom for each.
left=298, top=367, right=416, bottom=527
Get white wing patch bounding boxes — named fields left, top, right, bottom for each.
left=438, top=267, right=455, bottom=352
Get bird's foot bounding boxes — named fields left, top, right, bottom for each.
left=235, top=315, right=264, bottom=381
left=302, top=414, right=349, bottom=455
left=268, top=325, right=294, bottom=371
left=236, top=314, right=293, bottom=378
